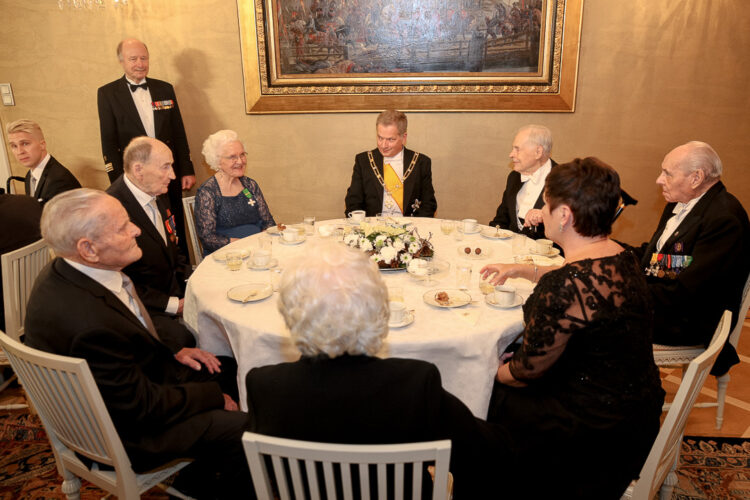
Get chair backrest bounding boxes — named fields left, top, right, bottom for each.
left=5, top=175, right=26, bottom=195
left=1, top=238, right=51, bottom=340
left=728, top=270, right=750, bottom=348
left=631, top=310, right=732, bottom=499
left=242, top=432, right=451, bottom=500
left=182, top=196, right=203, bottom=266
left=0, top=330, right=140, bottom=495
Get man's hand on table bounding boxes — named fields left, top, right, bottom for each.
left=175, top=347, right=222, bottom=373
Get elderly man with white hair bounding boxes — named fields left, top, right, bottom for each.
left=24, top=188, right=250, bottom=498
left=633, top=141, right=750, bottom=376
left=195, top=129, right=275, bottom=254
left=489, top=124, right=556, bottom=239
left=245, top=242, right=495, bottom=498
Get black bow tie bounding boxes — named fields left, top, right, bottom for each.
left=129, top=82, right=148, bottom=92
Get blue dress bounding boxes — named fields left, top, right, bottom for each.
left=195, top=176, right=275, bottom=254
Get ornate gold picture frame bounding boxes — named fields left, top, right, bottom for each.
left=238, top=0, right=582, bottom=113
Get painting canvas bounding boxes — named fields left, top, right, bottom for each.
left=238, top=0, right=582, bottom=113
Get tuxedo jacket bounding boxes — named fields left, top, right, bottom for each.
left=246, top=354, right=495, bottom=498
left=489, top=160, right=557, bottom=240
left=23, top=258, right=230, bottom=470
left=24, top=156, right=81, bottom=204
left=633, top=181, right=750, bottom=374
left=97, top=76, right=194, bottom=183
left=107, top=176, right=189, bottom=313
left=345, top=148, right=437, bottom=217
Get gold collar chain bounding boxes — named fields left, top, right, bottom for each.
left=367, top=150, right=419, bottom=193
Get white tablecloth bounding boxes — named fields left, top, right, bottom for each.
left=184, top=218, right=552, bottom=417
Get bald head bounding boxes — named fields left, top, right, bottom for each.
left=118, top=38, right=149, bottom=83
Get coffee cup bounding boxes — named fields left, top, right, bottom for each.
left=282, top=227, right=300, bottom=242
left=462, top=218, right=478, bottom=233
left=348, top=210, right=366, bottom=223
left=389, top=301, right=406, bottom=324
left=535, top=239, right=554, bottom=255
left=252, top=249, right=271, bottom=267
left=493, top=285, right=516, bottom=306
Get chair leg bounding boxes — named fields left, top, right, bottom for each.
left=60, top=469, right=82, bottom=500
left=715, top=372, right=730, bottom=429
left=659, top=470, right=677, bottom=500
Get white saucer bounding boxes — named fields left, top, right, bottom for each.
left=212, top=248, right=250, bottom=262
left=480, top=228, right=513, bottom=240
left=279, top=236, right=306, bottom=245
left=485, top=293, right=523, bottom=309
left=266, top=226, right=282, bottom=236
left=456, top=245, right=492, bottom=259
left=227, top=283, right=273, bottom=303
left=389, top=311, right=414, bottom=328
left=460, top=227, right=480, bottom=235
left=247, top=258, right=279, bottom=270
left=530, top=247, right=561, bottom=257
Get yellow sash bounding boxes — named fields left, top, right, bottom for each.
left=383, top=163, right=404, bottom=214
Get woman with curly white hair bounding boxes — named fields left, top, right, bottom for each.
left=244, top=242, right=493, bottom=498
left=195, top=129, right=275, bottom=254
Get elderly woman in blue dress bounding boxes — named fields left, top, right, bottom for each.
left=195, top=130, right=275, bottom=254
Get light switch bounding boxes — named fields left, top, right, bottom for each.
left=0, top=83, right=15, bottom=106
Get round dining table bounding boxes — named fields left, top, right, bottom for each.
left=183, top=217, right=563, bottom=418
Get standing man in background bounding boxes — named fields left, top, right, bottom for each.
left=97, top=38, right=195, bottom=257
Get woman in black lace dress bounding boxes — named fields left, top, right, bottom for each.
left=480, top=158, right=665, bottom=499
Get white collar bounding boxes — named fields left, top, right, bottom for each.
left=520, top=158, right=552, bottom=183
left=64, top=258, right=124, bottom=294
left=124, top=174, right=157, bottom=210
left=30, top=154, right=52, bottom=181
left=383, top=149, right=404, bottom=162
left=673, top=191, right=705, bottom=215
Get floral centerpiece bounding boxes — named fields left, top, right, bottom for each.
left=343, top=222, right=434, bottom=269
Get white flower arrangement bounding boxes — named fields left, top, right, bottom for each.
left=344, top=222, right=433, bottom=269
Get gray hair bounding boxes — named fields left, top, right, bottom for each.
left=6, top=119, right=44, bottom=140
left=41, top=189, right=112, bottom=257
left=123, top=136, right=154, bottom=174
left=277, top=242, right=389, bottom=358
left=116, top=38, right=149, bottom=61
left=679, top=141, right=723, bottom=180
left=202, top=130, right=245, bottom=171
left=518, top=124, right=553, bottom=155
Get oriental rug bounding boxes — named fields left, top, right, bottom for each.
left=1, top=406, right=749, bottom=499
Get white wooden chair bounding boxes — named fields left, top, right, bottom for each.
left=0, top=330, right=192, bottom=500
left=622, top=310, right=732, bottom=500
left=1, top=238, right=51, bottom=341
left=653, top=271, right=750, bottom=428
left=242, top=432, right=452, bottom=500
left=182, top=196, right=203, bottom=266
left=1, top=238, right=51, bottom=409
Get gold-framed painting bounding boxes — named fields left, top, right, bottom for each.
left=238, top=0, right=583, bottom=113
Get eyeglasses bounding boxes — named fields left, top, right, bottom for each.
left=222, top=152, right=248, bottom=162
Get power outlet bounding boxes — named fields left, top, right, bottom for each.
left=0, top=84, right=15, bottom=106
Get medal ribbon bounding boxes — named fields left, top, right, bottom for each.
left=242, top=188, right=256, bottom=206
left=383, top=163, right=404, bottom=214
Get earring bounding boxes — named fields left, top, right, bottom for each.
left=559, top=223, right=564, bottom=233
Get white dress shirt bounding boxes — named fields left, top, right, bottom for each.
left=515, top=159, right=552, bottom=230
left=656, top=193, right=705, bottom=252
left=381, top=149, right=405, bottom=216
left=28, top=153, right=51, bottom=198
left=123, top=175, right=179, bottom=314
left=126, top=77, right=155, bottom=138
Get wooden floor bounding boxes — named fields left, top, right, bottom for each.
left=664, top=314, right=750, bottom=437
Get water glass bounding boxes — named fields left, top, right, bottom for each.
left=226, top=250, right=243, bottom=271
left=456, top=263, right=472, bottom=289
left=303, top=216, right=316, bottom=235
left=440, top=219, right=454, bottom=235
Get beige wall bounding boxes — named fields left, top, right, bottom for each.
left=2, top=0, right=749, bottom=245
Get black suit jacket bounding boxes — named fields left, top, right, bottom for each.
left=633, top=181, right=750, bottom=375
left=0, top=194, right=42, bottom=331
left=24, top=258, right=230, bottom=470
left=97, top=76, right=194, bottom=183
left=246, top=355, right=495, bottom=498
left=345, top=148, right=437, bottom=217
left=489, top=160, right=556, bottom=240
left=24, top=156, right=81, bottom=204
left=107, top=176, right=189, bottom=312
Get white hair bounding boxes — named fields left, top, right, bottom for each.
left=679, top=141, right=723, bottom=180
left=518, top=124, right=553, bottom=155
left=277, top=242, right=389, bottom=358
left=201, top=129, right=245, bottom=171
left=41, top=189, right=112, bottom=257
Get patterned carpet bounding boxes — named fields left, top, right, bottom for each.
left=1, top=407, right=749, bottom=500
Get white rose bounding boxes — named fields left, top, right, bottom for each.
left=379, top=246, right=398, bottom=264
left=360, top=239, right=374, bottom=252
left=393, top=238, right=405, bottom=252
